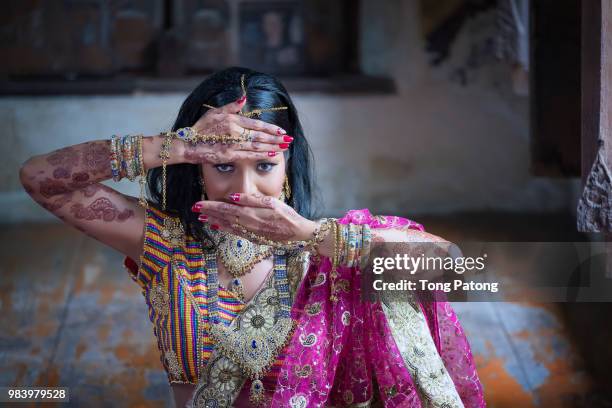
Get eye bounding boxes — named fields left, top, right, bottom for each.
left=257, top=162, right=277, bottom=172
left=214, top=164, right=234, bottom=173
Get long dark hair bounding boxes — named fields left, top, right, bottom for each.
left=147, top=67, right=318, bottom=242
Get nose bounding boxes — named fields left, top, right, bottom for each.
left=234, top=169, right=257, bottom=196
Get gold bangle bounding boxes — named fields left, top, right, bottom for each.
left=137, top=135, right=148, bottom=208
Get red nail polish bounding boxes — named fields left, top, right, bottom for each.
left=268, top=151, right=277, bottom=157
left=283, top=135, right=294, bottom=142
left=191, top=204, right=202, bottom=212
left=211, top=224, right=220, bottom=230
left=230, top=193, right=240, bottom=202
left=237, top=95, right=247, bottom=104
left=279, top=143, right=290, bottom=149
left=198, top=215, right=208, bottom=222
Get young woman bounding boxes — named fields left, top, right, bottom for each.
left=19, top=67, right=485, bottom=408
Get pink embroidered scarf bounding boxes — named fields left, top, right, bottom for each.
left=269, top=209, right=486, bottom=407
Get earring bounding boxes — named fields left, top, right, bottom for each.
left=281, top=175, right=291, bottom=203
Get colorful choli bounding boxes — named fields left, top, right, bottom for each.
left=124, top=207, right=486, bottom=407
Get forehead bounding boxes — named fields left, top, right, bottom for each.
left=202, top=153, right=286, bottom=165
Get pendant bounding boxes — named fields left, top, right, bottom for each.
left=249, top=378, right=266, bottom=406
left=228, top=277, right=245, bottom=302
left=217, top=232, right=272, bottom=278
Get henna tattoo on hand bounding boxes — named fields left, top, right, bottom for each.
left=41, top=192, right=74, bottom=212
left=81, top=183, right=114, bottom=198
left=260, top=196, right=275, bottom=208
left=47, top=147, right=79, bottom=169
left=40, top=178, right=72, bottom=198
left=69, top=172, right=93, bottom=189
left=258, top=219, right=295, bottom=241
left=53, top=167, right=70, bottom=179
left=82, top=143, right=110, bottom=174
left=70, top=197, right=134, bottom=222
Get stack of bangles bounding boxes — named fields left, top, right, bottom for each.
left=109, top=134, right=148, bottom=208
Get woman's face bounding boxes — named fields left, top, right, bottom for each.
left=200, top=153, right=286, bottom=202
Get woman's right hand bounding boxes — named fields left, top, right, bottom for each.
left=182, top=97, right=293, bottom=164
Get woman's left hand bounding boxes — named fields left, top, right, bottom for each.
left=191, top=193, right=317, bottom=243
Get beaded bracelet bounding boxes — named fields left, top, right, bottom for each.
left=121, top=135, right=136, bottom=181
left=110, top=135, right=122, bottom=181
left=359, top=224, right=372, bottom=269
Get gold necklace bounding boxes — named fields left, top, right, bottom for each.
left=205, top=225, right=273, bottom=301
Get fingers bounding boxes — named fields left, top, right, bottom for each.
left=191, top=198, right=274, bottom=226
left=226, top=123, right=288, bottom=150
left=235, top=115, right=287, bottom=137
left=227, top=193, right=277, bottom=209
left=214, top=95, right=247, bottom=114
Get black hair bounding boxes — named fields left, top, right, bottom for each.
left=147, top=67, right=318, bottom=242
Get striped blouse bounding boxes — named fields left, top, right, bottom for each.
left=124, top=206, right=306, bottom=388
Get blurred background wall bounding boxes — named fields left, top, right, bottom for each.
left=0, top=0, right=579, bottom=222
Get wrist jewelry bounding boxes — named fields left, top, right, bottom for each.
left=359, top=224, right=372, bottom=269
left=121, top=135, right=136, bottom=181
left=109, top=135, right=122, bottom=181
left=159, top=132, right=175, bottom=212
left=137, top=135, right=148, bottom=208
left=310, top=218, right=333, bottom=254
left=229, top=218, right=333, bottom=253
left=172, top=127, right=249, bottom=145
left=330, top=219, right=340, bottom=302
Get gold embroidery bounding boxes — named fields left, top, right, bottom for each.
left=305, top=302, right=322, bottom=316
left=160, top=217, right=185, bottom=248
left=336, top=278, right=350, bottom=292
left=164, top=349, right=183, bottom=380
left=344, top=390, right=354, bottom=404
left=312, top=272, right=326, bottom=287
left=294, top=364, right=312, bottom=378
left=149, top=282, right=170, bottom=316
left=193, top=355, right=245, bottom=408
left=381, top=298, right=464, bottom=408
left=287, top=252, right=309, bottom=298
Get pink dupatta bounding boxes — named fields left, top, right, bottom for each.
left=270, top=209, right=486, bottom=407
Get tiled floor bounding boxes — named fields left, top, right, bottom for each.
left=1, top=212, right=610, bottom=407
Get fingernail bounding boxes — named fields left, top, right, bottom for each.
left=277, top=128, right=287, bottom=135
left=198, top=215, right=208, bottom=222
left=279, top=143, right=290, bottom=149
left=283, top=135, right=294, bottom=142
left=191, top=203, right=202, bottom=212
left=268, top=151, right=277, bottom=157
left=237, top=95, right=246, bottom=104
left=211, top=224, right=220, bottom=230
left=229, top=193, right=240, bottom=202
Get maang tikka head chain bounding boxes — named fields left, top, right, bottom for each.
left=202, top=74, right=289, bottom=118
